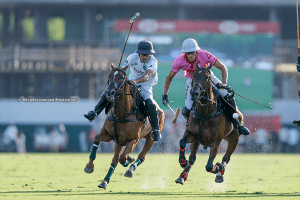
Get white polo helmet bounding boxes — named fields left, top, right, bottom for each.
left=180, top=38, right=200, bottom=53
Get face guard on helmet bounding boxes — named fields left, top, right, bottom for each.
left=180, top=38, right=200, bottom=53
left=136, top=40, right=156, bottom=54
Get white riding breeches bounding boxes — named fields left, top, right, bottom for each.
left=138, top=84, right=153, bottom=101
left=185, top=71, right=227, bottom=110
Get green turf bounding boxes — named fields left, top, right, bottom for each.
left=0, top=153, right=299, bottom=199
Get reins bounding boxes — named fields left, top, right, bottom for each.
left=107, top=69, right=145, bottom=146
left=191, top=68, right=222, bottom=145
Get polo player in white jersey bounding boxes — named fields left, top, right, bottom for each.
left=84, top=40, right=162, bottom=141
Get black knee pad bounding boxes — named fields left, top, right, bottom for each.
left=145, top=99, right=158, bottom=112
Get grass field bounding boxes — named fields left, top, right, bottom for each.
left=0, top=153, right=299, bottom=200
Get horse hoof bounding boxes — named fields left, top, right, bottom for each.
left=215, top=175, right=224, bottom=183
left=84, top=166, right=94, bottom=174
left=175, top=177, right=184, bottom=185
left=98, top=182, right=107, bottom=189
left=124, top=170, right=133, bottom=178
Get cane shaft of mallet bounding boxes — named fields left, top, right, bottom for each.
left=167, top=104, right=176, bottom=114
left=117, top=12, right=140, bottom=68
left=297, top=0, right=300, bottom=62
left=118, top=23, right=133, bottom=68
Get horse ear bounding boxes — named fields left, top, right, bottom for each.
left=111, top=63, right=115, bottom=69
left=123, top=65, right=129, bottom=71
left=207, top=63, right=213, bottom=70
left=196, top=61, right=200, bottom=68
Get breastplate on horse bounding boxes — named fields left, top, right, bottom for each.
left=84, top=64, right=165, bottom=189
left=175, top=64, right=245, bottom=185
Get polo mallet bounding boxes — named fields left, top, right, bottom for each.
left=117, top=12, right=140, bottom=68
left=167, top=104, right=180, bottom=123
left=297, top=0, right=300, bottom=63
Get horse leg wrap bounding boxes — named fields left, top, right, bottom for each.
left=120, top=160, right=129, bottom=167
left=211, top=162, right=225, bottom=175
left=179, top=136, right=188, bottom=167
left=180, top=164, right=192, bottom=181
left=130, top=158, right=144, bottom=171
left=89, top=141, right=99, bottom=160
left=179, top=147, right=187, bottom=166
left=104, top=163, right=116, bottom=183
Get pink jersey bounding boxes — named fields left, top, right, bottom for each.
left=171, top=49, right=217, bottom=79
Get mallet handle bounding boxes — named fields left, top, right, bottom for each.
left=297, top=0, right=300, bottom=62
left=167, top=104, right=176, bottom=114
left=129, top=12, right=140, bottom=24
left=117, top=12, right=140, bottom=68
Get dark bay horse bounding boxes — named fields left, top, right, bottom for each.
left=175, top=64, right=243, bottom=184
left=84, top=64, right=165, bottom=189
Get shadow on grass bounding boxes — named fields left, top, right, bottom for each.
left=0, top=191, right=299, bottom=197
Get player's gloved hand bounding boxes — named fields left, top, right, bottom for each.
left=162, top=95, right=169, bottom=106
left=216, top=83, right=233, bottom=93
left=296, top=62, right=300, bottom=72
left=225, top=86, right=233, bottom=93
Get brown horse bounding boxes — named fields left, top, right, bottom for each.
left=175, top=64, right=243, bottom=184
left=84, top=64, right=165, bottom=189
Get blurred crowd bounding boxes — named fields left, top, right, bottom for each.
left=238, top=126, right=300, bottom=153
left=0, top=123, right=27, bottom=153
left=1, top=117, right=299, bottom=154
left=0, top=123, right=69, bottom=153
left=33, top=124, right=69, bottom=152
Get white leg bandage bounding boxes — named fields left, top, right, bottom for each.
left=185, top=78, right=193, bottom=110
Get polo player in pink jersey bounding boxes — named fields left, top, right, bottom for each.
left=162, top=38, right=250, bottom=135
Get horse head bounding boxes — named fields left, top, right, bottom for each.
left=191, top=62, right=213, bottom=101
left=106, top=64, right=129, bottom=102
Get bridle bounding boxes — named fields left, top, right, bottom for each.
left=191, top=68, right=216, bottom=106
left=107, top=68, right=128, bottom=99
left=190, top=67, right=222, bottom=145
left=106, top=68, right=145, bottom=147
